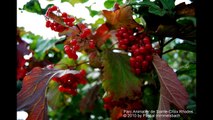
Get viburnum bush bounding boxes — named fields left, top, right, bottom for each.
left=17, top=0, right=196, bottom=120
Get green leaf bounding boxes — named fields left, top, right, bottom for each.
left=102, top=50, right=142, bottom=100
left=22, top=0, right=43, bottom=14
left=35, top=38, right=63, bottom=60
left=160, top=0, right=175, bottom=10
left=176, top=16, right=196, bottom=27
left=54, top=56, right=75, bottom=69
left=86, top=6, right=99, bottom=17
left=92, top=18, right=105, bottom=28
left=61, top=0, right=88, bottom=6
left=104, top=0, right=115, bottom=9
left=47, top=81, right=65, bottom=110
left=174, top=41, right=196, bottom=52
left=148, top=5, right=166, bottom=16
left=132, top=1, right=166, bottom=16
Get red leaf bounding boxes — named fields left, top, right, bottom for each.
left=92, top=23, right=111, bottom=47
left=152, top=54, right=189, bottom=120
left=17, top=67, right=79, bottom=120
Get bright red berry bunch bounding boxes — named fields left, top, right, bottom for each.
left=52, top=69, right=87, bottom=95
left=45, top=5, right=75, bottom=32
left=64, top=39, right=80, bottom=60
left=116, top=26, right=158, bottom=75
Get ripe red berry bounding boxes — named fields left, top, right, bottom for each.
left=145, top=44, right=152, bottom=51
left=62, top=12, right=68, bottom=18
left=145, top=55, right=153, bottom=62
left=89, top=39, right=96, bottom=49
left=103, top=96, right=112, bottom=103
left=45, top=20, right=51, bottom=28
left=143, top=36, right=151, bottom=44
left=70, top=39, right=77, bottom=46
left=50, top=5, right=58, bottom=11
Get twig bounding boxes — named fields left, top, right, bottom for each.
left=162, top=48, right=176, bottom=54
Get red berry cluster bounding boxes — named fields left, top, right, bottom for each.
left=52, top=69, right=87, bottom=95
left=80, top=28, right=92, bottom=39
left=64, top=39, right=80, bottom=60
left=45, top=5, right=75, bottom=32
left=116, top=26, right=159, bottom=75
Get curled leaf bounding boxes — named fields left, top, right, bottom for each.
left=17, top=67, right=79, bottom=120
left=152, top=54, right=189, bottom=120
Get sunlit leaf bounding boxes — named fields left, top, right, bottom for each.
left=54, top=57, right=75, bottom=69
left=102, top=5, right=141, bottom=29
left=102, top=50, right=142, bottom=100
left=152, top=54, right=189, bottom=120
left=92, top=18, right=105, bottom=28
left=86, top=6, right=99, bottom=17
left=17, top=67, right=80, bottom=120
left=22, top=0, right=43, bottom=14
left=104, top=0, right=114, bottom=9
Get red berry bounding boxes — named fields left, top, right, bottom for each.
left=70, top=39, right=77, bottom=46
left=89, top=39, right=96, bottom=49
left=103, top=96, right=112, bottom=103
left=45, top=20, right=51, bottom=28
left=50, top=5, right=58, bottom=11
left=135, top=68, right=141, bottom=75
left=143, top=36, right=151, bottom=44
left=73, top=45, right=80, bottom=51
left=120, top=44, right=127, bottom=50
left=145, top=55, right=153, bottom=62
left=80, top=69, right=86, bottom=76
left=129, top=57, right=136, bottom=67
left=133, top=49, right=140, bottom=56
left=62, top=12, right=68, bottom=18
left=139, top=46, right=146, bottom=54
left=142, top=60, right=148, bottom=68
left=145, top=44, right=152, bottom=51
left=131, top=45, right=138, bottom=52
left=58, top=85, right=65, bottom=92
left=136, top=55, right=143, bottom=62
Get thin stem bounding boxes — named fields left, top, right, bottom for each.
left=162, top=37, right=176, bottom=47
left=110, top=41, right=119, bottom=49
left=162, top=48, right=176, bottom=54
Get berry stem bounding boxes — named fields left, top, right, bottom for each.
left=162, top=48, right=176, bottom=54
left=162, top=37, right=175, bottom=48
